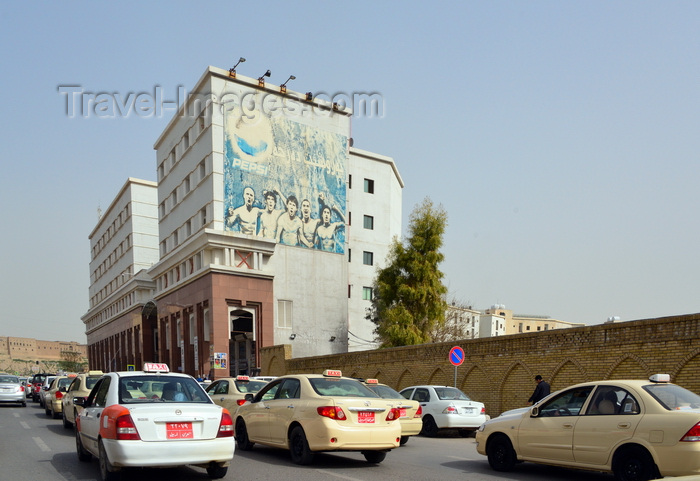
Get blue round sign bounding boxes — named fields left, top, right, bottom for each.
left=449, top=346, right=465, bottom=366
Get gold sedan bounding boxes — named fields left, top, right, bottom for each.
left=205, top=375, right=268, bottom=413
left=476, top=374, right=700, bottom=480
left=363, top=379, right=422, bottom=445
left=234, top=370, right=402, bottom=464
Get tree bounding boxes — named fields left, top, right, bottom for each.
left=368, top=198, right=449, bottom=347
left=430, top=299, right=477, bottom=343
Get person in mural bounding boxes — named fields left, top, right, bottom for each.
left=299, top=198, right=321, bottom=247
left=277, top=195, right=313, bottom=247
left=315, top=194, right=346, bottom=252
left=226, top=186, right=262, bottom=235
left=258, top=188, right=286, bottom=239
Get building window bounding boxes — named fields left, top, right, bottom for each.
left=348, top=248, right=351, bottom=262
left=363, top=215, right=374, bottom=230
left=348, top=174, right=352, bottom=189
left=199, top=160, right=206, bottom=180
left=348, top=285, right=352, bottom=298
left=364, top=178, right=374, bottom=194
left=184, top=130, right=190, bottom=150
left=200, top=207, right=207, bottom=226
left=278, top=300, right=292, bottom=329
left=362, top=287, right=373, bottom=301
left=203, top=308, right=211, bottom=342
left=363, top=251, right=373, bottom=266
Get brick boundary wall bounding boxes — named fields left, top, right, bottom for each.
left=261, top=313, right=700, bottom=417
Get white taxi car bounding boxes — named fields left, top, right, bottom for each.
left=399, top=385, right=487, bottom=437
left=75, top=363, right=235, bottom=480
left=205, top=375, right=268, bottom=412
left=234, top=370, right=402, bottom=465
left=475, top=374, right=700, bottom=480
left=363, top=379, right=422, bottom=445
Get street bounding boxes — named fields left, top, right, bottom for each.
left=1, top=403, right=615, bottom=481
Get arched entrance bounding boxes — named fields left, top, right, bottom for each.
left=229, top=307, right=258, bottom=376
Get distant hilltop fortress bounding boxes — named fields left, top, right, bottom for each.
left=0, top=336, right=87, bottom=363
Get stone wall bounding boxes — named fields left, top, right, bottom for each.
left=260, top=313, right=700, bottom=416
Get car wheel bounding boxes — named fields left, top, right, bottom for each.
left=52, top=407, right=60, bottom=419
left=420, top=415, right=439, bottom=437
left=362, top=450, right=387, bottom=463
left=45, top=406, right=51, bottom=416
left=99, top=439, right=120, bottom=481
left=235, top=418, right=254, bottom=451
left=613, top=446, right=658, bottom=481
left=76, top=431, right=92, bottom=462
left=62, top=410, right=72, bottom=429
left=399, top=435, right=409, bottom=446
left=289, top=426, right=314, bottom=465
left=206, top=463, right=228, bottom=479
left=486, top=434, right=517, bottom=472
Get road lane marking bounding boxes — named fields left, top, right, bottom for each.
left=20, top=421, right=31, bottom=429
left=33, top=437, right=51, bottom=452
left=315, top=469, right=364, bottom=481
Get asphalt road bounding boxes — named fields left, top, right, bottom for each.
left=1, top=402, right=616, bottom=481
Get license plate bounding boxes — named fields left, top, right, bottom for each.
left=399, top=408, right=407, bottom=418
left=358, top=411, right=375, bottom=423
left=463, top=408, right=475, bottom=414
left=166, top=422, right=193, bottom=439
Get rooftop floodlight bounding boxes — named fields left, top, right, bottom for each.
left=289, top=333, right=297, bottom=340
left=258, top=69, right=271, bottom=87
left=329, top=336, right=336, bottom=342
left=305, top=91, right=313, bottom=101
left=280, top=75, right=296, bottom=93
left=228, top=57, right=246, bottom=78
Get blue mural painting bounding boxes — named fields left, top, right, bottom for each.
left=223, top=107, right=348, bottom=254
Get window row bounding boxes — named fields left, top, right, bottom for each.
left=157, top=105, right=210, bottom=182
left=92, top=203, right=131, bottom=260
left=348, top=175, right=375, bottom=194
left=92, top=234, right=132, bottom=286
left=156, top=251, right=203, bottom=293
left=160, top=203, right=210, bottom=257
left=85, top=291, right=141, bottom=332
left=159, top=156, right=209, bottom=222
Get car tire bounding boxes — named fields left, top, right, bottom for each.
left=45, top=406, right=51, bottom=416
left=289, top=426, right=314, bottom=465
left=52, top=407, right=60, bottom=419
left=206, top=463, right=228, bottom=479
left=76, top=431, right=92, bottom=462
left=235, top=418, right=254, bottom=451
left=486, top=434, right=517, bottom=472
left=399, top=435, right=409, bottom=446
left=63, top=410, right=72, bottom=429
left=613, top=446, right=658, bottom=481
left=99, top=439, right=120, bottom=481
left=420, top=415, right=439, bottom=437
left=362, top=451, right=387, bottom=463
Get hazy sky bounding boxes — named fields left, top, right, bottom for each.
left=1, top=2, right=698, bottom=343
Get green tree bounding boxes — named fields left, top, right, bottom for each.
left=368, top=198, right=449, bottom=347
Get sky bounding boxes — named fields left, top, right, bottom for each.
left=1, top=1, right=698, bottom=343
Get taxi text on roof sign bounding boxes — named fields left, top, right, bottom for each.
left=143, top=362, right=170, bottom=373
left=365, top=379, right=379, bottom=384
left=323, top=370, right=342, bottom=377
left=236, top=375, right=250, bottom=381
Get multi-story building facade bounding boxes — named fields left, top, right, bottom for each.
left=81, top=66, right=403, bottom=378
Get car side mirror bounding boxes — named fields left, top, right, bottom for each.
left=244, top=393, right=254, bottom=403
left=74, top=397, right=87, bottom=407
left=530, top=406, right=539, bottom=417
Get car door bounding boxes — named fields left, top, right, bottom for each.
left=79, top=377, right=111, bottom=454
left=572, top=385, right=643, bottom=465
left=245, top=380, right=283, bottom=443
left=267, top=378, right=302, bottom=444
left=63, top=377, right=79, bottom=421
left=517, top=386, right=593, bottom=463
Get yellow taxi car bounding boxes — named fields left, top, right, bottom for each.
left=44, top=374, right=76, bottom=419
left=62, top=370, right=103, bottom=429
left=234, top=370, right=402, bottom=465
left=75, top=363, right=235, bottom=480
left=363, top=378, right=422, bottom=445
left=205, top=375, right=268, bottom=412
left=476, top=374, right=700, bottom=481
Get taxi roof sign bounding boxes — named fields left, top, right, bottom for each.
left=649, top=373, right=671, bottom=383
left=323, top=369, right=342, bottom=377
left=365, top=378, right=379, bottom=384
left=236, top=375, right=250, bottom=381
left=143, top=362, right=169, bottom=373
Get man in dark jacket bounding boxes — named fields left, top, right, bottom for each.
left=528, top=375, right=550, bottom=404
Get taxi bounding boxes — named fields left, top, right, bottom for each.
left=44, top=374, right=76, bottom=419
left=475, top=374, right=700, bottom=480
left=75, top=363, right=235, bottom=480
left=363, top=379, right=422, bottom=445
left=234, top=370, right=402, bottom=465
left=62, top=370, right=104, bottom=429
left=205, top=375, right=268, bottom=412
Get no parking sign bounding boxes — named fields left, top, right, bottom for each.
left=449, top=346, right=465, bottom=387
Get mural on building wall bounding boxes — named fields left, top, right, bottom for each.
left=223, top=99, right=348, bottom=253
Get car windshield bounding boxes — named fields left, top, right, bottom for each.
left=644, top=383, right=700, bottom=410
left=367, top=384, right=403, bottom=399
left=85, top=377, right=101, bottom=390
left=435, top=387, right=471, bottom=401
left=310, top=378, right=379, bottom=398
left=57, top=377, right=73, bottom=389
left=234, top=380, right=268, bottom=393
left=0, top=376, right=19, bottom=383
left=118, top=375, right=211, bottom=403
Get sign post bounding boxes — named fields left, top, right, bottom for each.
left=449, top=346, right=465, bottom=387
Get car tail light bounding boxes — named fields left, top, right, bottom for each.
left=414, top=406, right=423, bottom=418
left=385, top=408, right=402, bottom=421
left=217, top=410, right=234, bottom=438
left=681, top=422, right=700, bottom=442
left=237, top=399, right=247, bottom=406
left=317, top=406, right=346, bottom=420
left=55, top=391, right=63, bottom=400
left=480, top=407, right=486, bottom=415
left=115, top=414, right=141, bottom=440
left=443, top=405, right=457, bottom=414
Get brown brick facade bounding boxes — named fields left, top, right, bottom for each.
left=260, top=313, right=700, bottom=417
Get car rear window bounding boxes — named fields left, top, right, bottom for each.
left=435, top=387, right=471, bottom=401
left=234, top=380, right=268, bottom=393
left=310, top=378, right=379, bottom=398
left=367, top=384, right=403, bottom=399
left=119, top=376, right=211, bottom=404
left=0, top=376, right=19, bottom=383
left=644, top=383, right=700, bottom=411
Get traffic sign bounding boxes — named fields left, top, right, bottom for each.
left=449, top=346, right=465, bottom=366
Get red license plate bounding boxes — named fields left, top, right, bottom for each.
left=166, top=422, right=193, bottom=439
left=358, top=411, right=375, bottom=423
